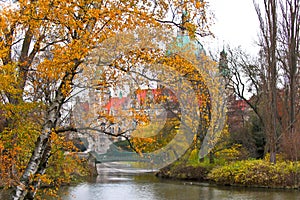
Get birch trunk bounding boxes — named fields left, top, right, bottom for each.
left=12, top=106, right=59, bottom=199
left=12, top=69, right=76, bottom=199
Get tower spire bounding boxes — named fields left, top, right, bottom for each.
left=218, top=47, right=229, bottom=77
left=177, top=0, right=188, bottom=35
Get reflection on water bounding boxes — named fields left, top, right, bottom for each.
left=59, top=172, right=300, bottom=200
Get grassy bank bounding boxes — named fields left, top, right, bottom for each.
left=208, top=159, right=300, bottom=189
left=156, top=164, right=209, bottom=181
left=156, top=157, right=300, bottom=189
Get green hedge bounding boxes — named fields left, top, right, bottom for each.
left=208, top=159, right=300, bottom=188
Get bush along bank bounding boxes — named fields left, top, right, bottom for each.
left=156, top=164, right=209, bottom=181
left=157, top=158, right=300, bottom=189
left=208, top=159, right=300, bottom=189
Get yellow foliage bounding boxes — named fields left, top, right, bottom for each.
left=208, top=159, right=300, bottom=188
left=0, top=0, right=213, bottom=197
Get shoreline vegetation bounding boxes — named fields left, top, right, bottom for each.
left=2, top=157, right=299, bottom=197
left=155, top=156, right=300, bottom=190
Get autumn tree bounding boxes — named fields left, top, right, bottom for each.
left=224, top=0, right=278, bottom=163
left=78, top=27, right=225, bottom=168
left=275, top=0, right=299, bottom=160
left=222, top=0, right=299, bottom=163
left=0, top=0, right=212, bottom=199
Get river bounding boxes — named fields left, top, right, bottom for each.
left=1, top=162, right=300, bottom=200
left=57, top=162, right=300, bottom=200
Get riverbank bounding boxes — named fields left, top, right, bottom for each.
left=156, top=164, right=209, bottom=181
left=156, top=159, right=300, bottom=189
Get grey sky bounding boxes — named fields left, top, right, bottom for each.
left=204, top=0, right=260, bottom=54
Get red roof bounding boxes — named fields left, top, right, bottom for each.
left=104, top=97, right=129, bottom=113
left=135, top=88, right=178, bottom=104
left=104, top=88, right=180, bottom=113
left=236, top=100, right=248, bottom=111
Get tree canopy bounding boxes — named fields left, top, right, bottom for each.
left=0, top=0, right=216, bottom=199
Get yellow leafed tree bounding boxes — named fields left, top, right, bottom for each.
left=0, top=0, right=212, bottom=199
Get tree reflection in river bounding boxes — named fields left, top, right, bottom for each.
left=57, top=173, right=300, bottom=200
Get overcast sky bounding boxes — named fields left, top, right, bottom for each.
left=203, top=0, right=261, bottom=55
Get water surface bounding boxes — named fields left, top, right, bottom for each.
left=59, top=172, right=300, bottom=200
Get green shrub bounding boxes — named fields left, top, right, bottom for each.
left=208, top=159, right=300, bottom=188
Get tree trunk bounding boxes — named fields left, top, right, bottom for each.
left=12, top=129, right=52, bottom=200
left=25, top=143, right=52, bottom=199
left=255, top=0, right=278, bottom=164
left=209, top=152, right=214, bottom=164
left=12, top=63, right=79, bottom=199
